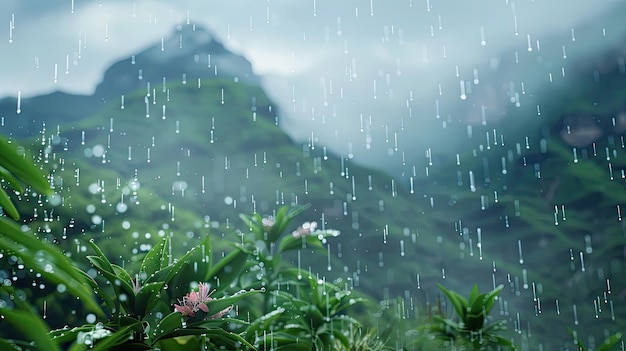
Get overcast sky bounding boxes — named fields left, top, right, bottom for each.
left=1, top=0, right=624, bottom=173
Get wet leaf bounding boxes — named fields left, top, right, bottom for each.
left=140, top=237, right=169, bottom=277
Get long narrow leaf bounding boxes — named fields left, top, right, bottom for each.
left=151, top=312, right=184, bottom=342
left=140, top=237, right=168, bottom=277
left=156, top=327, right=255, bottom=349
left=278, top=233, right=325, bottom=253
left=134, top=282, right=164, bottom=317
left=0, top=187, right=19, bottom=220
left=0, top=166, right=23, bottom=192
left=206, top=248, right=249, bottom=292
left=597, top=333, right=623, bottom=351
left=0, top=309, right=60, bottom=351
left=86, top=256, right=135, bottom=299
left=205, top=289, right=262, bottom=314
left=245, top=307, right=286, bottom=342
left=436, top=283, right=466, bottom=322
left=0, top=218, right=102, bottom=314
left=0, top=136, right=51, bottom=194
left=483, top=284, right=504, bottom=315
left=0, top=339, right=22, bottom=351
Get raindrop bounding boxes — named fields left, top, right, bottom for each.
left=16, top=90, right=21, bottom=114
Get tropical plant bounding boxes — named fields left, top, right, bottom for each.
left=0, top=133, right=376, bottom=350
left=47, top=236, right=261, bottom=350
left=0, top=136, right=260, bottom=350
left=418, top=283, right=514, bottom=350
left=0, top=136, right=103, bottom=351
left=236, top=204, right=375, bottom=350
left=568, top=328, right=622, bottom=351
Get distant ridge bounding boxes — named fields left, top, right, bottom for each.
left=0, top=23, right=260, bottom=138
left=93, top=23, right=260, bottom=99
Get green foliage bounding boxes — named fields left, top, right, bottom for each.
left=235, top=203, right=375, bottom=350
left=0, top=286, right=62, bottom=351
left=0, top=135, right=103, bottom=350
left=417, top=284, right=514, bottom=350
left=0, top=145, right=375, bottom=350
left=50, top=237, right=260, bottom=350
left=0, top=136, right=51, bottom=220
left=568, top=328, right=623, bottom=351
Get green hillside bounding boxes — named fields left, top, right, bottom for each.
left=4, top=62, right=626, bottom=348
left=13, top=79, right=461, bottom=300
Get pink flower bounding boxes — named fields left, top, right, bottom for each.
left=174, top=283, right=212, bottom=317
left=174, top=283, right=232, bottom=319
left=292, top=221, right=317, bottom=238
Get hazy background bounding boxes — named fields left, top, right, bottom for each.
left=1, top=0, right=624, bottom=174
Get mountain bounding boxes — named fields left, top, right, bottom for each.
left=0, top=24, right=259, bottom=138
left=93, top=23, right=260, bottom=99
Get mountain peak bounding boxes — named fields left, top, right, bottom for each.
left=94, top=22, right=259, bottom=99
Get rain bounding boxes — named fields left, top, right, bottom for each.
left=1, top=0, right=626, bottom=350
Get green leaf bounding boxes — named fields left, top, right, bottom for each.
left=0, top=136, right=52, bottom=195
left=245, top=307, right=287, bottom=342
left=278, top=232, right=325, bottom=253
left=111, top=264, right=135, bottom=300
left=73, top=268, right=116, bottom=314
left=0, top=186, right=19, bottom=220
left=0, top=218, right=103, bottom=314
left=483, top=284, right=504, bottom=315
left=286, top=203, right=312, bottom=220
left=187, top=317, right=249, bottom=329
left=468, top=284, right=479, bottom=305
left=332, top=315, right=363, bottom=331
left=140, top=237, right=169, bottom=277
left=0, top=166, right=23, bottom=193
left=205, top=288, right=262, bottom=315
left=156, top=327, right=255, bottom=349
left=134, top=281, right=164, bottom=317
left=86, top=255, right=134, bottom=297
left=568, top=328, right=588, bottom=351
left=88, top=324, right=140, bottom=351
left=87, top=240, right=116, bottom=272
left=142, top=265, right=173, bottom=285
left=334, top=296, right=369, bottom=315
left=465, top=293, right=486, bottom=331
left=597, top=332, right=622, bottom=351
left=0, top=304, right=61, bottom=351
left=436, top=283, right=467, bottom=322
left=239, top=213, right=263, bottom=239
left=331, top=326, right=352, bottom=350
left=152, top=312, right=184, bottom=342
left=0, top=339, right=22, bottom=351
left=268, top=204, right=311, bottom=243
left=301, top=304, right=325, bottom=329
left=254, top=331, right=312, bottom=350
left=431, top=315, right=462, bottom=338
left=145, top=241, right=205, bottom=286
left=267, top=206, right=290, bottom=243
left=206, top=248, right=249, bottom=292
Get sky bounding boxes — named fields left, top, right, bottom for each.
left=1, top=0, right=624, bottom=174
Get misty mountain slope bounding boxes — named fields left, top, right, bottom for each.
left=14, top=78, right=477, bottom=301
